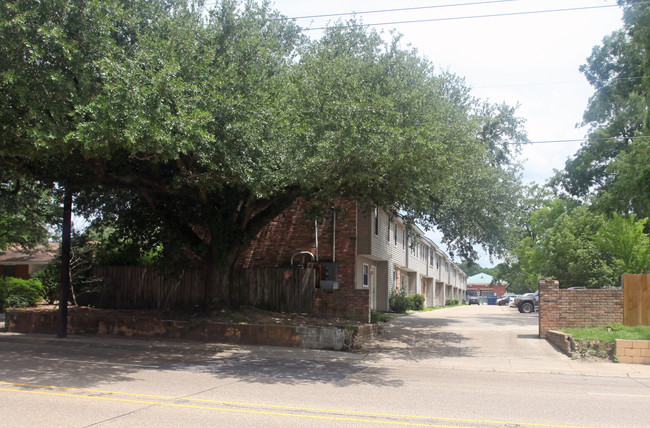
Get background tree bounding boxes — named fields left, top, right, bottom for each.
left=502, top=0, right=650, bottom=290
left=496, top=186, right=574, bottom=290
left=458, top=259, right=483, bottom=276
left=551, top=0, right=649, bottom=219
left=594, top=214, right=650, bottom=280
left=0, top=175, right=59, bottom=252
left=541, top=206, right=615, bottom=288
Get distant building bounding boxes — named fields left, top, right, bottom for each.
left=466, top=273, right=507, bottom=297
left=0, top=244, right=58, bottom=279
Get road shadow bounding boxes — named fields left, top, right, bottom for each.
left=0, top=334, right=402, bottom=389
left=0, top=338, right=144, bottom=388
left=517, top=334, right=540, bottom=339
left=359, top=314, right=478, bottom=361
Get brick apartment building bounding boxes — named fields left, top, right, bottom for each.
left=239, top=198, right=467, bottom=320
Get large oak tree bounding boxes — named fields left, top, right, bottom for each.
left=2, top=0, right=525, bottom=317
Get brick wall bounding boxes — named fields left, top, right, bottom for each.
left=238, top=198, right=358, bottom=290
left=313, top=289, right=370, bottom=322
left=538, top=279, right=623, bottom=338
left=615, top=340, right=650, bottom=364
left=6, top=310, right=378, bottom=350
left=467, top=284, right=507, bottom=296
left=355, top=323, right=379, bottom=343
left=545, top=330, right=574, bottom=355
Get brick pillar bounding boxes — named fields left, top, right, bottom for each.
left=538, top=279, right=559, bottom=338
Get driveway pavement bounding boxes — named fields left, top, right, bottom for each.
left=359, top=304, right=650, bottom=378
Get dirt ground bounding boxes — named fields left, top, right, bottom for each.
left=571, top=338, right=617, bottom=362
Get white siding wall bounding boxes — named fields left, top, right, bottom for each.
left=356, top=207, right=465, bottom=307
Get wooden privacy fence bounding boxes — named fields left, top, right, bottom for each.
left=623, top=274, right=650, bottom=326
left=92, top=266, right=315, bottom=314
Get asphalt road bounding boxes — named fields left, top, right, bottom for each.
left=1, top=305, right=649, bottom=427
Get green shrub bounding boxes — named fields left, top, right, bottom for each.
left=445, top=298, right=459, bottom=306
left=389, top=287, right=410, bottom=313
left=0, top=277, right=45, bottom=308
left=31, top=263, right=60, bottom=304
left=389, top=289, right=426, bottom=313
left=408, top=294, right=425, bottom=311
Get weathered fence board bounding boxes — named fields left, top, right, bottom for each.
left=623, top=274, right=650, bottom=326
left=93, top=266, right=315, bottom=314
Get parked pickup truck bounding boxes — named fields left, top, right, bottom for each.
left=515, top=291, right=538, bottom=313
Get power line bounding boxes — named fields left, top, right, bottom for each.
left=518, top=139, right=586, bottom=145
left=513, top=135, right=650, bottom=145
left=272, top=0, right=521, bottom=21
left=302, top=4, right=619, bottom=31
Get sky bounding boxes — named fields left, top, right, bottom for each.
left=268, top=0, right=625, bottom=267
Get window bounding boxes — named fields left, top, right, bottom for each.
left=402, top=230, right=406, bottom=250
left=387, top=219, right=391, bottom=242
left=430, top=249, right=434, bottom=266
left=374, top=207, right=379, bottom=235
left=3, top=265, right=16, bottom=277
left=363, top=264, right=369, bottom=287
left=393, top=223, right=398, bottom=246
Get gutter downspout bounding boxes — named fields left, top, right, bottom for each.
left=314, top=220, right=319, bottom=262
left=332, top=211, right=336, bottom=263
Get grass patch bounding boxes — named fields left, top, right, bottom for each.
left=419, top=305, right=460, bottom=311
left=563, top=324, right=650, bottom=344
left=371, top=311, right=400, bottom=323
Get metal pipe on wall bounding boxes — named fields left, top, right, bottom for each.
left=314, top=220, right=319, bottom=262
left=333, top=211, right=336, bottom=263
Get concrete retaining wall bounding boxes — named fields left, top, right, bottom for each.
left=5, top=310, right=378, bottom=351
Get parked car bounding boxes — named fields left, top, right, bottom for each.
left=468, top=295, right=480, bottom=305
left=497, top=294, right=516, bottom=306
left=515, top=291, right=538, bottom=313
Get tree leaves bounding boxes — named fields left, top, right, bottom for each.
left=2, top=0, right=526, bottom=272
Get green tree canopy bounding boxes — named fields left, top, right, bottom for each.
left=2, top=0, right=526, bottom=303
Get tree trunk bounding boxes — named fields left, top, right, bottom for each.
left=225, top=249, right=242, bottom=309
left=202, top=245, right=241, bottom=310
left=57, top=188, right=72, bottom=338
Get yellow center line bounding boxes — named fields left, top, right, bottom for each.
left=0, top=387, right=466, bottom=427
left=0, top=381, right=595, bottom=428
